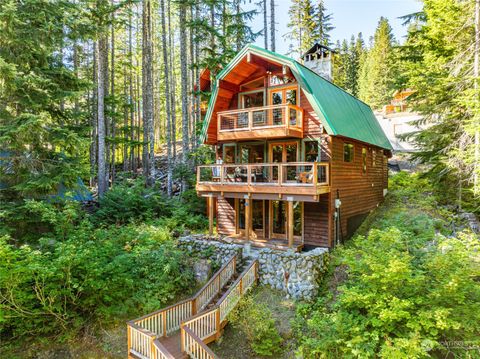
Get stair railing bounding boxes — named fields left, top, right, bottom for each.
left=127, top=255, right=238, bottom=358
left=181, top=260, right=259, bottom=359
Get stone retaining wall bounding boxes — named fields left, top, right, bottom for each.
left=257, top=247, right=328, bottom=300
left=177, top=235, right=244, bottom=265
left=177, top=235, right=329, bottom=301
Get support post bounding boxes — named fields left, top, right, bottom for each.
left=245, top=197, right=251, bottom=241
left=208, top=195, right=214, bottom=236
left=287, top=200, right=294, bottom=248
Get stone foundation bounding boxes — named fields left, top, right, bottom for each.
left=177, top=235, right=329, bottom=301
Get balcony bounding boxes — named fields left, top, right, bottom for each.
left=196, top=162, right=330, bottom=199
left=217, top=104, right=303, bottom=141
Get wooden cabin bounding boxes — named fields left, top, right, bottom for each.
left=196, top=45, right=392, bottom=251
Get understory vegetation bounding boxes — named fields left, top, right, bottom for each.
left=295, top=172, right=480, bottom=358
left=0, top=180, right=207, bottom=352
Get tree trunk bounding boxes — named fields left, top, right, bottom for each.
left=270, top=0, right=275, bottom=52
left=263, top=0, right=268, bottom=49
left=180, top=0, right=190, bottom=167
left=168, top=0, right=177, bottom=162
left=142, top=0, right=155, bottom=186
left=110, top=1, right=116, bottom=185
left=161, top=0, right=173, bottom=196
left=91, top=41, right=98, bottom=187
left=97, top=36, right=108, bottom=197
left=474, top=0, right=480, bottom=195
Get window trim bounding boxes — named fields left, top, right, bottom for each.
left=362, top=147, right=367, bottom=174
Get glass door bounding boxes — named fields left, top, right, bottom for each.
left=269, top=142, right=298, bottom=182
left=269, top=200, right=303, bottom=241
left=237, top=199, right=264, bottom=239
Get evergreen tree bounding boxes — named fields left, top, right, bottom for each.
left=0, top=0, right=89, bottom=200
left=401, top=0, right=479, bottom=204
left=358, top=17, right=396, bottom=109
left=285, top=0, right=317, bottom=58
left=313, top=0, right=334, bottom=46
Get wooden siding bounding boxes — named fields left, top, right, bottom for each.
left=217, top=197, right=236, bottom=235
left=301, top=89, right=323, bottom=137
left=330, top=137, right=387, bottom=242
left=303, top=194, right=329, bottom=247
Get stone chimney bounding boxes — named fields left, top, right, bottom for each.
left=301, top=42, right=334, bottom=82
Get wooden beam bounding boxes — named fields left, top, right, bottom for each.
left=219, top=79, right=240, bottom=93
left=208, top=196, right=214, bottom=235
left=287, top=200, right=294, bottom=248
left=245, top=197, right=251, bottom=241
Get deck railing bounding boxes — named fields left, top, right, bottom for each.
left=182, top=326, right=217, bottom=359
left=217, top=104, right=303, bottom=133
left=197, top=162, right=329, bottom=187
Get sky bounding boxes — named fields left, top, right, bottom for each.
left=249, top=0, right=423, bottom=56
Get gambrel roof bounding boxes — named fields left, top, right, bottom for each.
left=200, top=44, right=392, bottom=150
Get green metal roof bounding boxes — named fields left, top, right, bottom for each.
left=200, top=44, right=392, bottom=150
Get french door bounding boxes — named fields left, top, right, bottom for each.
left=269, top=200, right=303, bottom=240
left=269, top=141, right=299, bottom=182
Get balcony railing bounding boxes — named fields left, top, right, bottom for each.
left=216, top=104, right=303, bottom=140
left=197, top=162, right=329, bottom=189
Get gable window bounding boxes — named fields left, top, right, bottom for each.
left=362, top=148, right=367, bottom=174
left=343, top=143, right=354, bottom=162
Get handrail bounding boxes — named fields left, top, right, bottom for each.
left=182, top=326, right=217, bottom=359
left=127, top=255, right=238, bottom=358
left=153, top=339, right=176, bottom=359
left=193, top=255, right=236, bottom=312
left=180, top=260, right=259, bottom=359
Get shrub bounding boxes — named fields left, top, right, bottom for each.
left=91, top=179, right=172, bottom=225
left=295, top=228, right=480, bottom=358
left=229, top=295, right=284, bottom=356
left=0, top=222, right=194, bottom=341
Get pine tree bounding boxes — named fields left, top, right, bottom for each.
left=358, top=17, right=396, bottom=109
left=313, top=0, right=334, bottom=46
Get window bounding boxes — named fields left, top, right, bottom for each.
left=241, top=90, right=264, bottom=108
left=343, top=143, right=354, bottom=162
left=362, top=148, right=367, bottom=174
left=372, top=149, right=377, bottom=167
left=269, top=74, right=295, bottom=86
left=304, top=140, right=319, bottom=162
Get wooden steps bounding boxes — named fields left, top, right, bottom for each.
left=127, top=255, right=258, bottom=359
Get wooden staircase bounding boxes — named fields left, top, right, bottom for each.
left=127, top=254, right=259, bottom=359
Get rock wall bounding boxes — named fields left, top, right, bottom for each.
left=257, top=247, right=329, bottom=300
left=177, top=235, right=244, bottom=265
left=177, top=235, right=329, bottom=301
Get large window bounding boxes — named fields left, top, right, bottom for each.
left=343, top=143, right=354, bottom=162
left=223, top=145, right=236, bottom=164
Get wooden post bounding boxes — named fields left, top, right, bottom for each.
left=162, top=312, right=167, bottom=337
left=208, top=195, right=214, bottom=236
left=287, top=200, right=294, bottom=248
left=192, top=298, right=197, bottom=315
left=181, top=326, right=185, bottom=353
left=215, top=308, right=221, bottom=338
left=245, top=197, right=251, bottom=241
left=127, top=324, right=131, bottom=357
left=150, top=336, right=156, bottom=359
